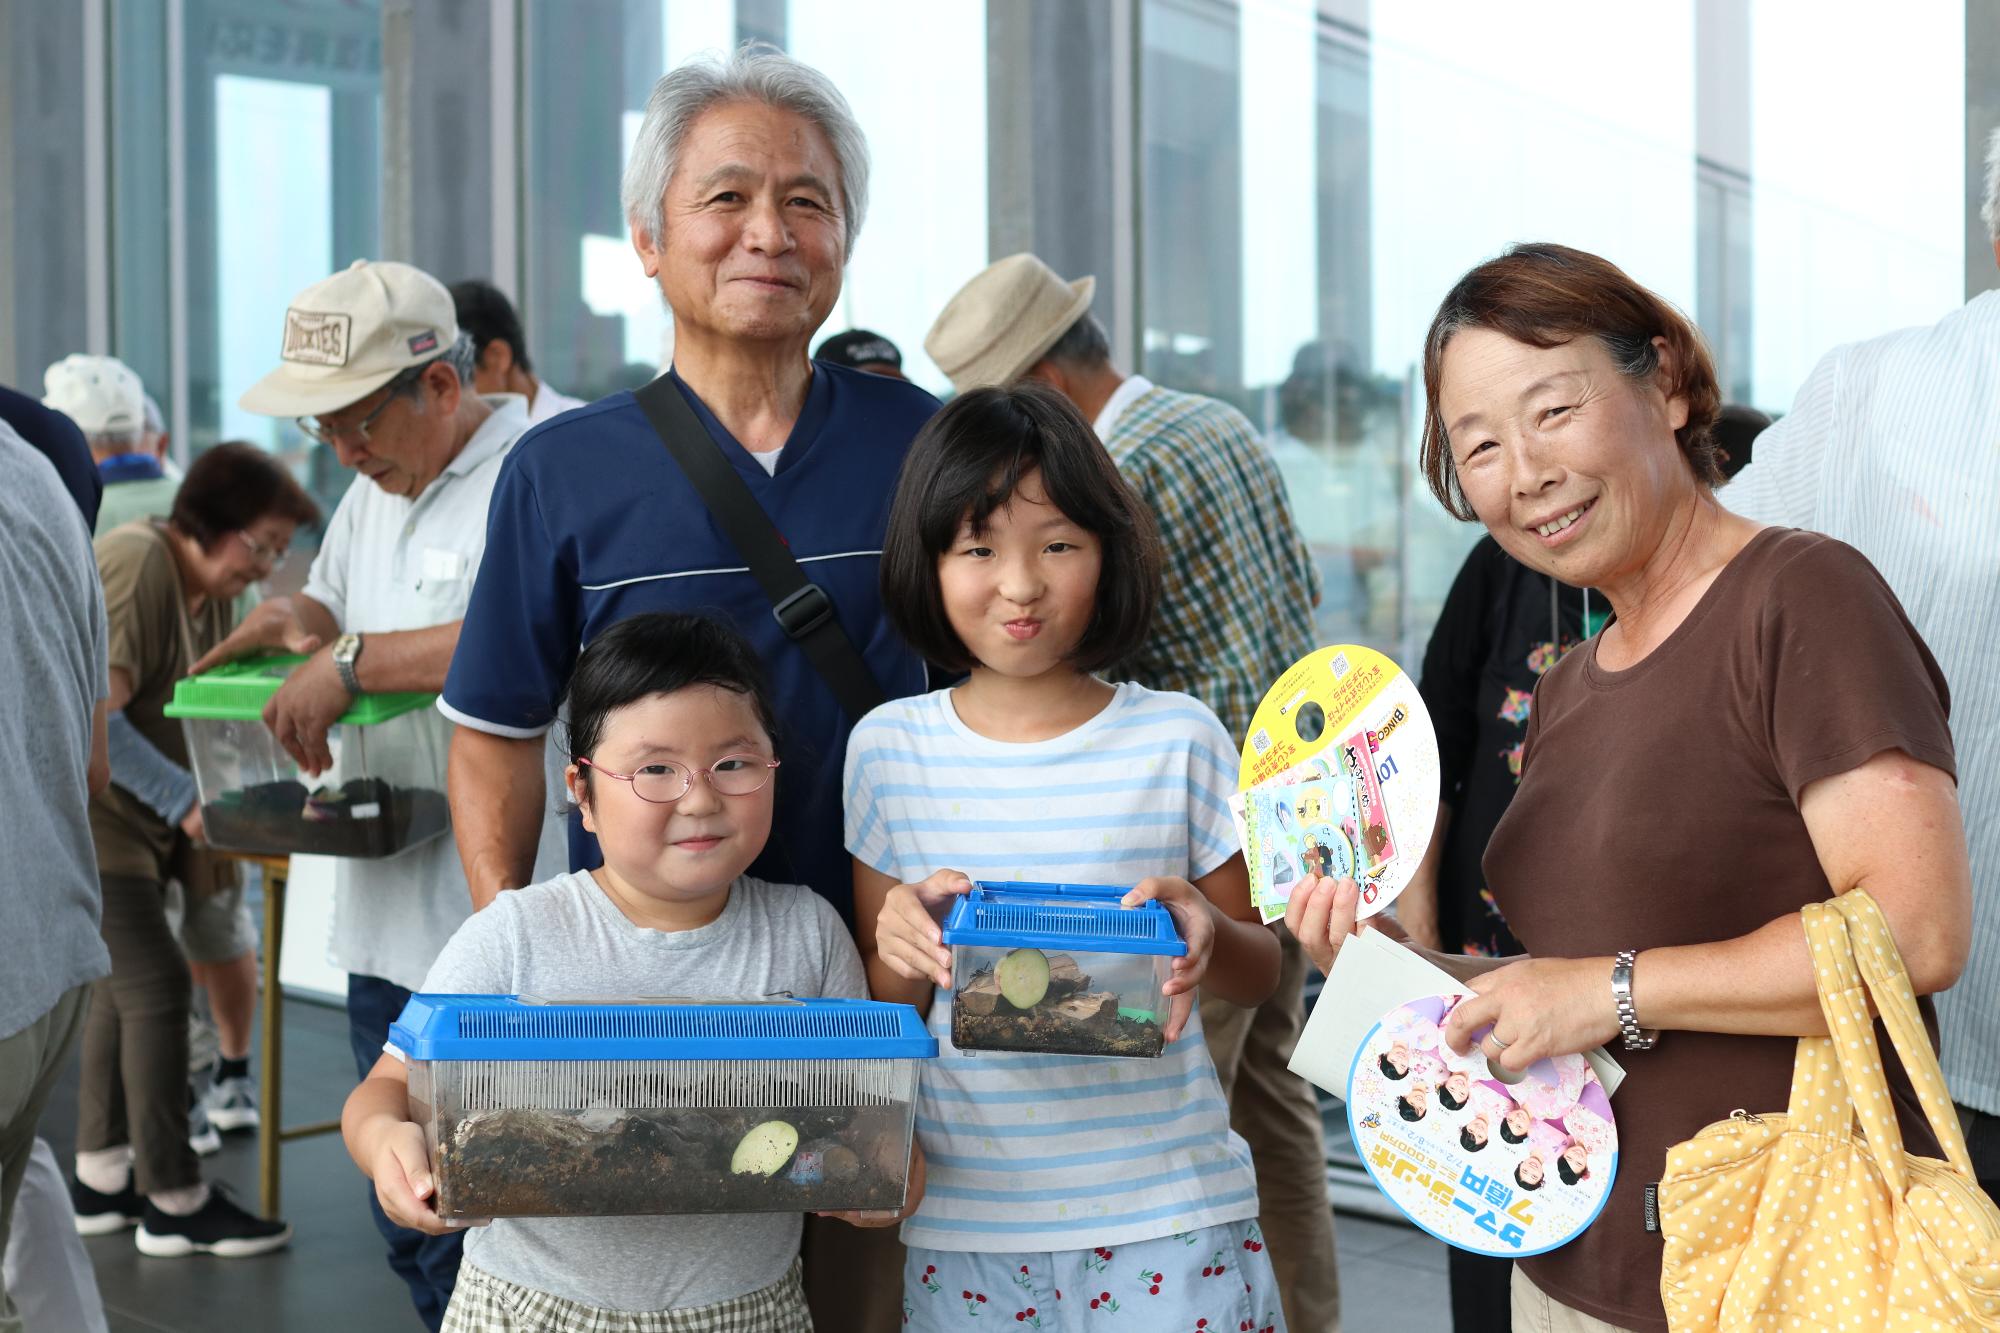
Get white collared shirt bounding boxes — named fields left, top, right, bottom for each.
left=1725, top=288, right=2000, bottom=1117
left=302, top=394, right=569, bottom=991
left=525, top=382, right=588, bottom=426
left=1091, top=371, right=1154, bottom=440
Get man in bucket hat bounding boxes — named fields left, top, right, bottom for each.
left=192, top=259, right=568, bottom=1330
left=927, top=253, right=1337, bottom=1333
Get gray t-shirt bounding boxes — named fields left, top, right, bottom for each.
left=402, top=870, right=867, bottom=1312
left=0, top=423, right=111, bottom=1038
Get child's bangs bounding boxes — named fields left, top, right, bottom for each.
left=938, top=435, right=1120, bottom=546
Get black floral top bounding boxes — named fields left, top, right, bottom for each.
left=1415, top=537, right=1600, bottom=957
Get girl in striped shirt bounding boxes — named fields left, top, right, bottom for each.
left=845, top=384, right=1289, bottom=1331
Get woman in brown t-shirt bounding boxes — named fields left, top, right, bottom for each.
left=77, top=442, right=316, bottom=1257
left=1285, top=244, right=1971, bottom=1332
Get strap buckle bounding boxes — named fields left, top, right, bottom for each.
left=771, top=583, right=835, bottom=642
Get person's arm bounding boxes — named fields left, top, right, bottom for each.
left=185, top=593, right=337, bottom=676
left=855, top=860, right=964, bottom=1011
left=452, top=727, right=549, bottom=910
left=439, top=454, right=581, bottom=906
left=1128, top=853, right=1280, bottom=1016
left=106, top=710, right=198, bottom=824
left=261, top=617, right=464, bottom=776
left=87, top=698, right=110, bottom=797
left=1440, top=749, right=1969, bottom=1070
left=1393, top=807, right=1451, bottom=953
left=341, top=1052, right=453, bottom=1236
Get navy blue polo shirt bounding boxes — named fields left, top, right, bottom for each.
left=440, top=361, right=936, bottom=923
left=0, top=384, right=101, bottom=529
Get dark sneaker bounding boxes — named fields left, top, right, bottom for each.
left=71, top=1176, right=143, bottom=1236
left=136, top=1186, right=291, bottom=1258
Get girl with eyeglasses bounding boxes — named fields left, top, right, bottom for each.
left=342, top=611, right=911, bottom=1333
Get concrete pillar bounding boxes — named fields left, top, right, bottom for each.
left=381, top=0, right=498, bottom=286
left=1968, top=0, right=2000, bottom=298
left=986, top=0, right=1128, bottom=362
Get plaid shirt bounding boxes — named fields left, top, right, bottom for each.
left=1103, top=381, right=1321, bottom=744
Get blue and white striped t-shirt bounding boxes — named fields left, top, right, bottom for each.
left=843, top=682, right=1260, bottom=1253
left=1724, top=288, right=2000, bottom=1117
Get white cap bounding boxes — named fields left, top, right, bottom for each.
left=238, top=259, right=460, bottom=418
left=42, top=354, right=146, bottom=434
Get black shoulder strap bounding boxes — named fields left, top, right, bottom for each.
left=632, top=374, right=886, bottom=720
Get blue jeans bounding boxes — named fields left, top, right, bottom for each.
left=348, top=974, right=463, bottom=1332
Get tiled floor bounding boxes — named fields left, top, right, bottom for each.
left=34, top=995, right=1455, bottom=1333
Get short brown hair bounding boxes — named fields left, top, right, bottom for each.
left=879, top=383, right=1160, bottom=674
left=169, top=442, right=321, bottom=549
left=1419, top=242, right=1723, bottom=520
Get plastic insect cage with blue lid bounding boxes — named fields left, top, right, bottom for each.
left=163, top=653, right=450, bottom=858
left=940, top=881, right=1188, bottom=1059
left=388, top=995, right=937, bottom=1221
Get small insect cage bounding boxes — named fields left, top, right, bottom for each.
left=390, top=996, right=937, bottom=1220
left=941, top=881, right=1188, bottom=1059
left=163, top=653, right=449, bottom=858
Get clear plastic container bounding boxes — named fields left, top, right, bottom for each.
left=941, top=881, right=1188, bottom=1059
left=389, top=996, right=937, bottom=1221
left=163, top=654, right=450, bottom=858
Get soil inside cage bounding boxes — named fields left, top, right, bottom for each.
left=951, top=1006, right=1167, bottom=1058
left=433, top=1104, right=910, bottom=1217
left=203, top=778, right=449, bottom=858
left=951, top=956, right=1166, bottom=1058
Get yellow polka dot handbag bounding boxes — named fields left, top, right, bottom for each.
left=1657, top=890, right=2000, bottom=1330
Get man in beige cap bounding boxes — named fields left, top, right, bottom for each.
left=926, top=253, right=1338, bottom=1333
left=190, top=257, right=568, bottom=1330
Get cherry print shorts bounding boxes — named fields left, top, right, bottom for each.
left=902, top=1218, right=1286, bottom=1332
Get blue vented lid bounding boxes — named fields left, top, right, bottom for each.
left=940, top=880, right=1188, bottom=957
left=388, top=996, right=937, bottom=1062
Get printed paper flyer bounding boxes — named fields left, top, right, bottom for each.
left=1346, top=994, right=1618, bottom=1258
left=1235, top=645, right=1441, bottom=921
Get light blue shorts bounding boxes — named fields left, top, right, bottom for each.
left=903, top=1217, right=1286, bottom=1331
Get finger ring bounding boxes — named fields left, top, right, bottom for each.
left=1485, top=1032, right=1510, bottom=1050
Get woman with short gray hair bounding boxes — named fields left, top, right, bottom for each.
left=442, top=42, right=939, bottom=1333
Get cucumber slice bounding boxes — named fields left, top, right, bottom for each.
left=730, top=1120, right=801, bottom=1177
left=997, top=947, right=1053, bottom=1009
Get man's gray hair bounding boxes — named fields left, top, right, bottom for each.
left=396, top=333, right=478, bottom=402
left=620, top=43, right=869, bottom=256
left=1038, top=312, right=1113, bottom=372
left=1983, top=125, right=2000, bottom=245
left=88, top=428, right=144, bottom=454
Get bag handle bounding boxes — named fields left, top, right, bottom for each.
left=632, top=374, right=887, bottom=722
left=1802, top=893, right=1978, bottom=1187
left=1826, top=891, right=1979, bottom=1179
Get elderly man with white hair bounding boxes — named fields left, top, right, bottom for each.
left=1723, top=126, right=2000, bottom=1207
left=41, top=354, right=177, bottom=535
left=440, top=44, right=936, bottom=1332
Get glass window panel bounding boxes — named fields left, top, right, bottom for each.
left=214, top=75, right=332, bottom=445
left=1749, top=0, right=1964, bottom=408
left=526, top=0, right=987, bottom=400
left=788, top=1, right=988, bottom=394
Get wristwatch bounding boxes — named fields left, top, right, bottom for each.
left=331, top=632, right=364, bottom=696
left=1611, top=949, right=1659, bottom=1051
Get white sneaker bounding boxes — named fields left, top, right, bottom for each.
left=200, top=1074, right=260, bottom=1133
left=187, top=1098, right=222, bottom=1156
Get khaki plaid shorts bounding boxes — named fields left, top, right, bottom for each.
left=441, top=1259, right=811, bottom=1333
